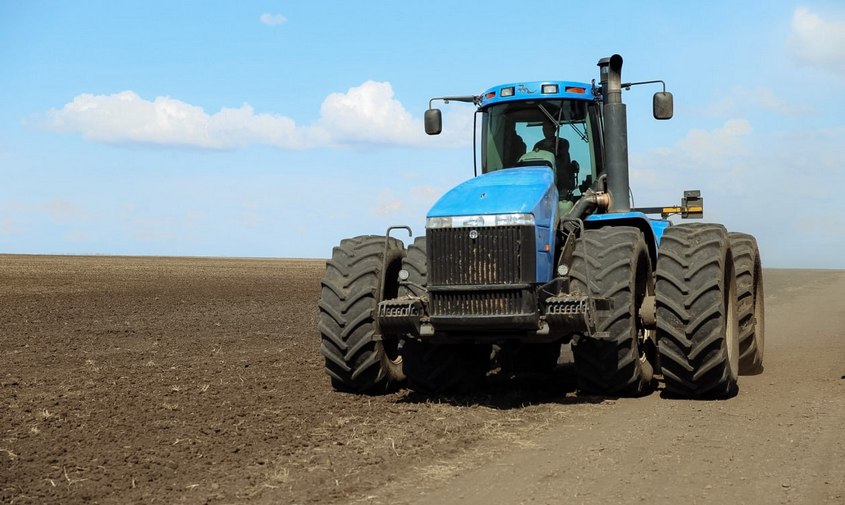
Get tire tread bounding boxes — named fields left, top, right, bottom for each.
left=656, top=223, right=739, bottom=398
left=318, top=235, right=405, bottom=393
left=570, top=226, right=653, bottom=396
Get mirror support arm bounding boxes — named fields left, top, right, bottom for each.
left=621, top=80, right=666, bottom=92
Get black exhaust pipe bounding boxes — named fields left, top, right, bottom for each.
left=597, top=54, right=630, bottom=213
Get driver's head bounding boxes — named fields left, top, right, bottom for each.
left=542, top=120, right=557, bottom=139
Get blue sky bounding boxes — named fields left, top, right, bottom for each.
left=1, top=1, right=844, bottom=268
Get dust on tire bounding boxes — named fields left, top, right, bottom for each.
left=569, top=226, right=655, bottom=396
left=655, top=223, right=740, bottom=398
left=729, top=232, right=765, bottom=375
left=318, top=235, right=406, bottom=393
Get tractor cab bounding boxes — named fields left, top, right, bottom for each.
left=424, top=81, right=605, bottom=216
left=479, top=82, right=602, bottom=186
left=478, top=82, right=602, bottom=215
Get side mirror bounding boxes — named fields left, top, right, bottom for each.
left=424, top=108, right=442, bottom=135
left=653, top=91, right=674, bottom=120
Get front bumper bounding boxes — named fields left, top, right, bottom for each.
left=377, top=284, right=610, bottom=344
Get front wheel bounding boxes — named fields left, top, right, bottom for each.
left=569, top=226, right=655, bottom=396
left=318, top=235, right=406, bottom=393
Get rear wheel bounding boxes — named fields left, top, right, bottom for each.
left=656, top=224, right=739, bottom=398
left=569, top=226, right=654, bottom=396
left=729, top=232, right=765, bottom=375
left=318, top=235, right=405, bottom=393
left=399, top=237, right=490, bottom=394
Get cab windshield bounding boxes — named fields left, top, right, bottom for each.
left=481, top=99, right=601, bottom=202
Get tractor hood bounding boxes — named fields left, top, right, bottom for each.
left=426, top=167, right=558, bottom=284
left=427, top=167, right=557, bottom=221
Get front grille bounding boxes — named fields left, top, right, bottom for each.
left=427, top=225, right=535, bottom=285
left=430, top=290, right=527, bottom=316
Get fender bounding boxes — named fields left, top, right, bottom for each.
left=585, top=212, right=669, bottom=266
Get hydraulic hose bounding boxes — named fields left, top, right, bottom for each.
left=564, top=190, right=611, bottom=223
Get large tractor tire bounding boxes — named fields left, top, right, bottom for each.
left=729, top=232, right=765, bottom=375
left=569, top=226, right=655, bottom=396
left=399, top=237, right=490, bottom=394
left=398, top=236, right=427, bottom=298
left=655, top=223, right=740, bottom=398
left=318, top=235, right=405, bottom=393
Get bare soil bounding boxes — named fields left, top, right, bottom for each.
left=1, top=256, right=843, bottom=504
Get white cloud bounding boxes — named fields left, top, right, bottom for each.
left=700, top=86, right=809, bottom=118
left=630, top=120, right=845, bottom=268
left=788, top=6, right=845, bottom=77
left=37, top=82, right=471, bottom=150
left=409, top=185, right=441, bottom=201
left=366, top=185, right=450, bottom=221
left=39, top=91, right=306, bottom=149
left=677, top=119, right=752, bottom=163
left=1, top=200, right=86, bottom=224
left=259, top=13, right=287, bottom=26
left=631, top=118, right=756, bottom=209
left=64, top=231, right=92, bottom=243
left=44, top=200, right=84, bottom=222
left=0, top=216, right=19, bottom=234
left=318, top=81, right=422, bottom=146
left=371, top=190, right=405, bottom=217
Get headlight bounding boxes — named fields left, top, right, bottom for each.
left=426, top=213, right=535, bottom=228
left=425, top=216, right=453, bottom=229
left=495, top=213, right=535, bottom=226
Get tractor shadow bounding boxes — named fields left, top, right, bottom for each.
left=657, top=383, right=740, bottom=401
left=399, top=362, right=612, bottom=410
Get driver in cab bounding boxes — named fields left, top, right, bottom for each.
left=518, top=120, right=579, bottom=200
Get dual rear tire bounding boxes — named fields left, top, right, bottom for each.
left=655, top=223, right=742, bottom=398
left=730, top=232, right=765, bottom=375
left=571, top=223, right=761, bottom=399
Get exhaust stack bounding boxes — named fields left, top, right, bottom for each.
left=598, top=54, right=630, bottom=213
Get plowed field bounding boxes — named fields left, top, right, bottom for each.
left=2, top=255, right=843, bottom=504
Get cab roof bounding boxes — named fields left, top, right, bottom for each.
left=479, top=81, right=596, bottom=108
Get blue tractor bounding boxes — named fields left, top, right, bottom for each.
left=318, top=55, right=765, bottom=398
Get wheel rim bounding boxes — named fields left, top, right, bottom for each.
left=382, top=338, right=403, bottom=366
left=725, top=262, right=739, bottom=378
left=754, top=266, right=765, bottom=359
left=378, top=245, right=404, bottom=368
left=634, top=249, right=654, bottom=371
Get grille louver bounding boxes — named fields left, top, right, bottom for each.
left=427, top=225, right=534, bottom=285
